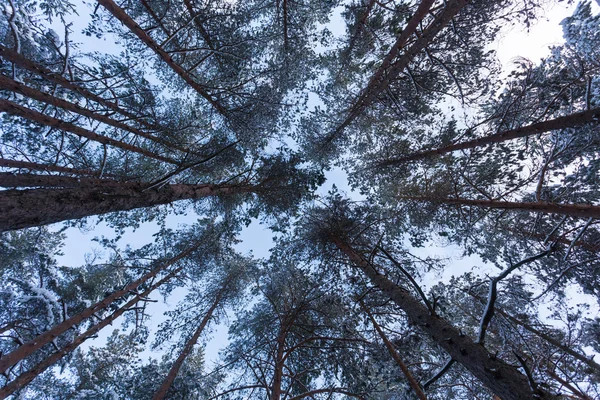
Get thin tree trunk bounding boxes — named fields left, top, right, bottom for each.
left=329, top=234, right=555, bottom=400
left=0, top=172, right=126, bottom=188
left=343, top=0, right=377, bottom=57
left=327, top=0, right=468, bottom=144
left=377, top=107, right=600, bottom=167
left=270, top=327, right=288, bottom=400
left=359, top=300, right=427, bottom=400
left=0, top=182, right=255, bottom=232
left=152, top=282, right=228, bottom=400
left=0, top=99, right=180, bottom=165
left=0, top=158, right=106, bottom=177
left=0, top=245, right=199, bottom=375
left=0, top=74, right=190, bottom=153
left=0, top=261, right=188, bottom=399
left=97, top=0, right=231, bottom=121
left=0, top=45, right=162, bottom=132
left=282, top=0, right=289, bottom=51
left=401, top=196, right=600, bottom=219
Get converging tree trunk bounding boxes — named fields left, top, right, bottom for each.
left=97, top=0, right=232, bottom=121
left=329, top=234, right=555, bottom=400
left=0, top=98, right=180, bottom=165
left=377, top=107, right=600, bottom=167
left=0, top=245, right=199, bottom=376
left=401, top=196, right=600, bottom=219
left=359, top=300, right=427, bottom=400
left=152, top=282, right=228, bottom=400
left=0, top=259, right=188, bottom=399
left=0, top=183, right=255, bottom=231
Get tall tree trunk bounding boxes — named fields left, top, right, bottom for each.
left=327, top=0, right=468, bottom=144
left=0, top=260, right=188, bottom=399
left=0, top=99, right=180, bottom=165
left=270, top=327, right=288, bottom=400
left=401, top=196, right=600, bottom=219
left=343, top=0, right=377, bottom=58
left=377, top=107, right=600, bottom=167
left=359, top=300, right=427, bottom=400
left=0, top=245, right=199, bottom=376
left=329, top=234, right=555, bottom=400
left=0, top=45, right=162, bottom=132
left=0, top=75, right=189, bottom=153
left=0, top=172, right=126, bottom=188
left=0, top=182, right=255, bottom=232
left=97, top=0, right=231, bottom=121
left=0, top=158, right=108, bottom=177
left=152, top=282, right=228, bottom=400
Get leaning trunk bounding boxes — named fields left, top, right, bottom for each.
left=0, top=245, right=198, bottom=375
left=330, top=234, right=555, bottom=400
left=0, top=262, right=186, bottom=399
left=152, top=283, right=228, bottom=400
left=401, top=196, right=600, bottom=219
left=0, top=183, right=255, bottom=231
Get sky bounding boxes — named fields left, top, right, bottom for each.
left=39, top=0, right=600, bottom=373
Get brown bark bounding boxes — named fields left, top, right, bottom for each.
left=0, top=74, right=190, bottom=153
left=152, top=282, right=227, bottom=400
left=0, top=182, right=255, bottom=232
left=0, top=172, right=125, bottom=188
left=0, top=158, right=106, bottom=177
left=0, top=260, right=187, bottom=399
left=401, top=196, right=600, bottom=219
left=0, top=245, right=198, bottom=376
left=0, top=98, right=180, bottom=165
left=330, top=234, right=556, bottom=400
left=377, top=107, right=600, bottom=167
left=344, top=0, right=377, bottom=57
left=0, top=45, right=162, bottom=132
left=327, top=0, right=468, bottom=144
left=359, top=300, right=427, bottom=400
left=97, top=0, right=231, bottom=121
left=182, top=0, right=217, bottom=52
left=270, top=326, right=288, bottom=400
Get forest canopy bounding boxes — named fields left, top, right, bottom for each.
left=1, top=0, right=600, bottom=399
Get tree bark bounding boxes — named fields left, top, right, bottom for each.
left=0, top=74, right=189, bottom=153
left=377, top=107, right=600, bottom=167
left=152, top=282, right=227, bottom=400
left=0, top=172, right=125, bottom=188
left=0, top=182, right=255, bottom=232
left=0, top=260, right=187, bottom=399
left=97, top=0, right=231, bottom=121
left=401, top=196, right=600, bottom=219
left=0, top=45, right=162, bottom=133
left=329, top=234, right=556, bottom=400
left=270, top=326, right=288, bottom=400
left=359, top=300, right=427, bottom=400
left=0, top=158, right=106, bottom=177
left=0, top=245, right=199, bottom=376
left=0, top=98, right=180, bottom=165
left=327, top=0, right=468, bottom=144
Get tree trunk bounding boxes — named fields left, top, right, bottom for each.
left=343, top=0, right=377, bottom=57
left=0, top=45, right=161, bottom=132
left=0, top=182, right=255, bottom=232
left=330, top=234, right=556, bottom=400
left=270, top=327, right=288, bottom=400
left=152, top=282, right=228, bottom=400
left=0, top=74, right=189, bottom=153
left=0, top=99, right=179, bottom=165
left=0, top=158, right=108, bottom=177
left=0, top=172, right=126, bottom=188
left=327, top=0, right=468, bottom=144
left=0, top=261, right=187, bottom=399
left=377, top=107, right=600, bottom=167
left=401, top=196, right=600, bottom=219
left=97, top=0, right=231, bottom=121
left=0, top=245, right=199, bottom=376
left=360, top=300, right=427, bottom=400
